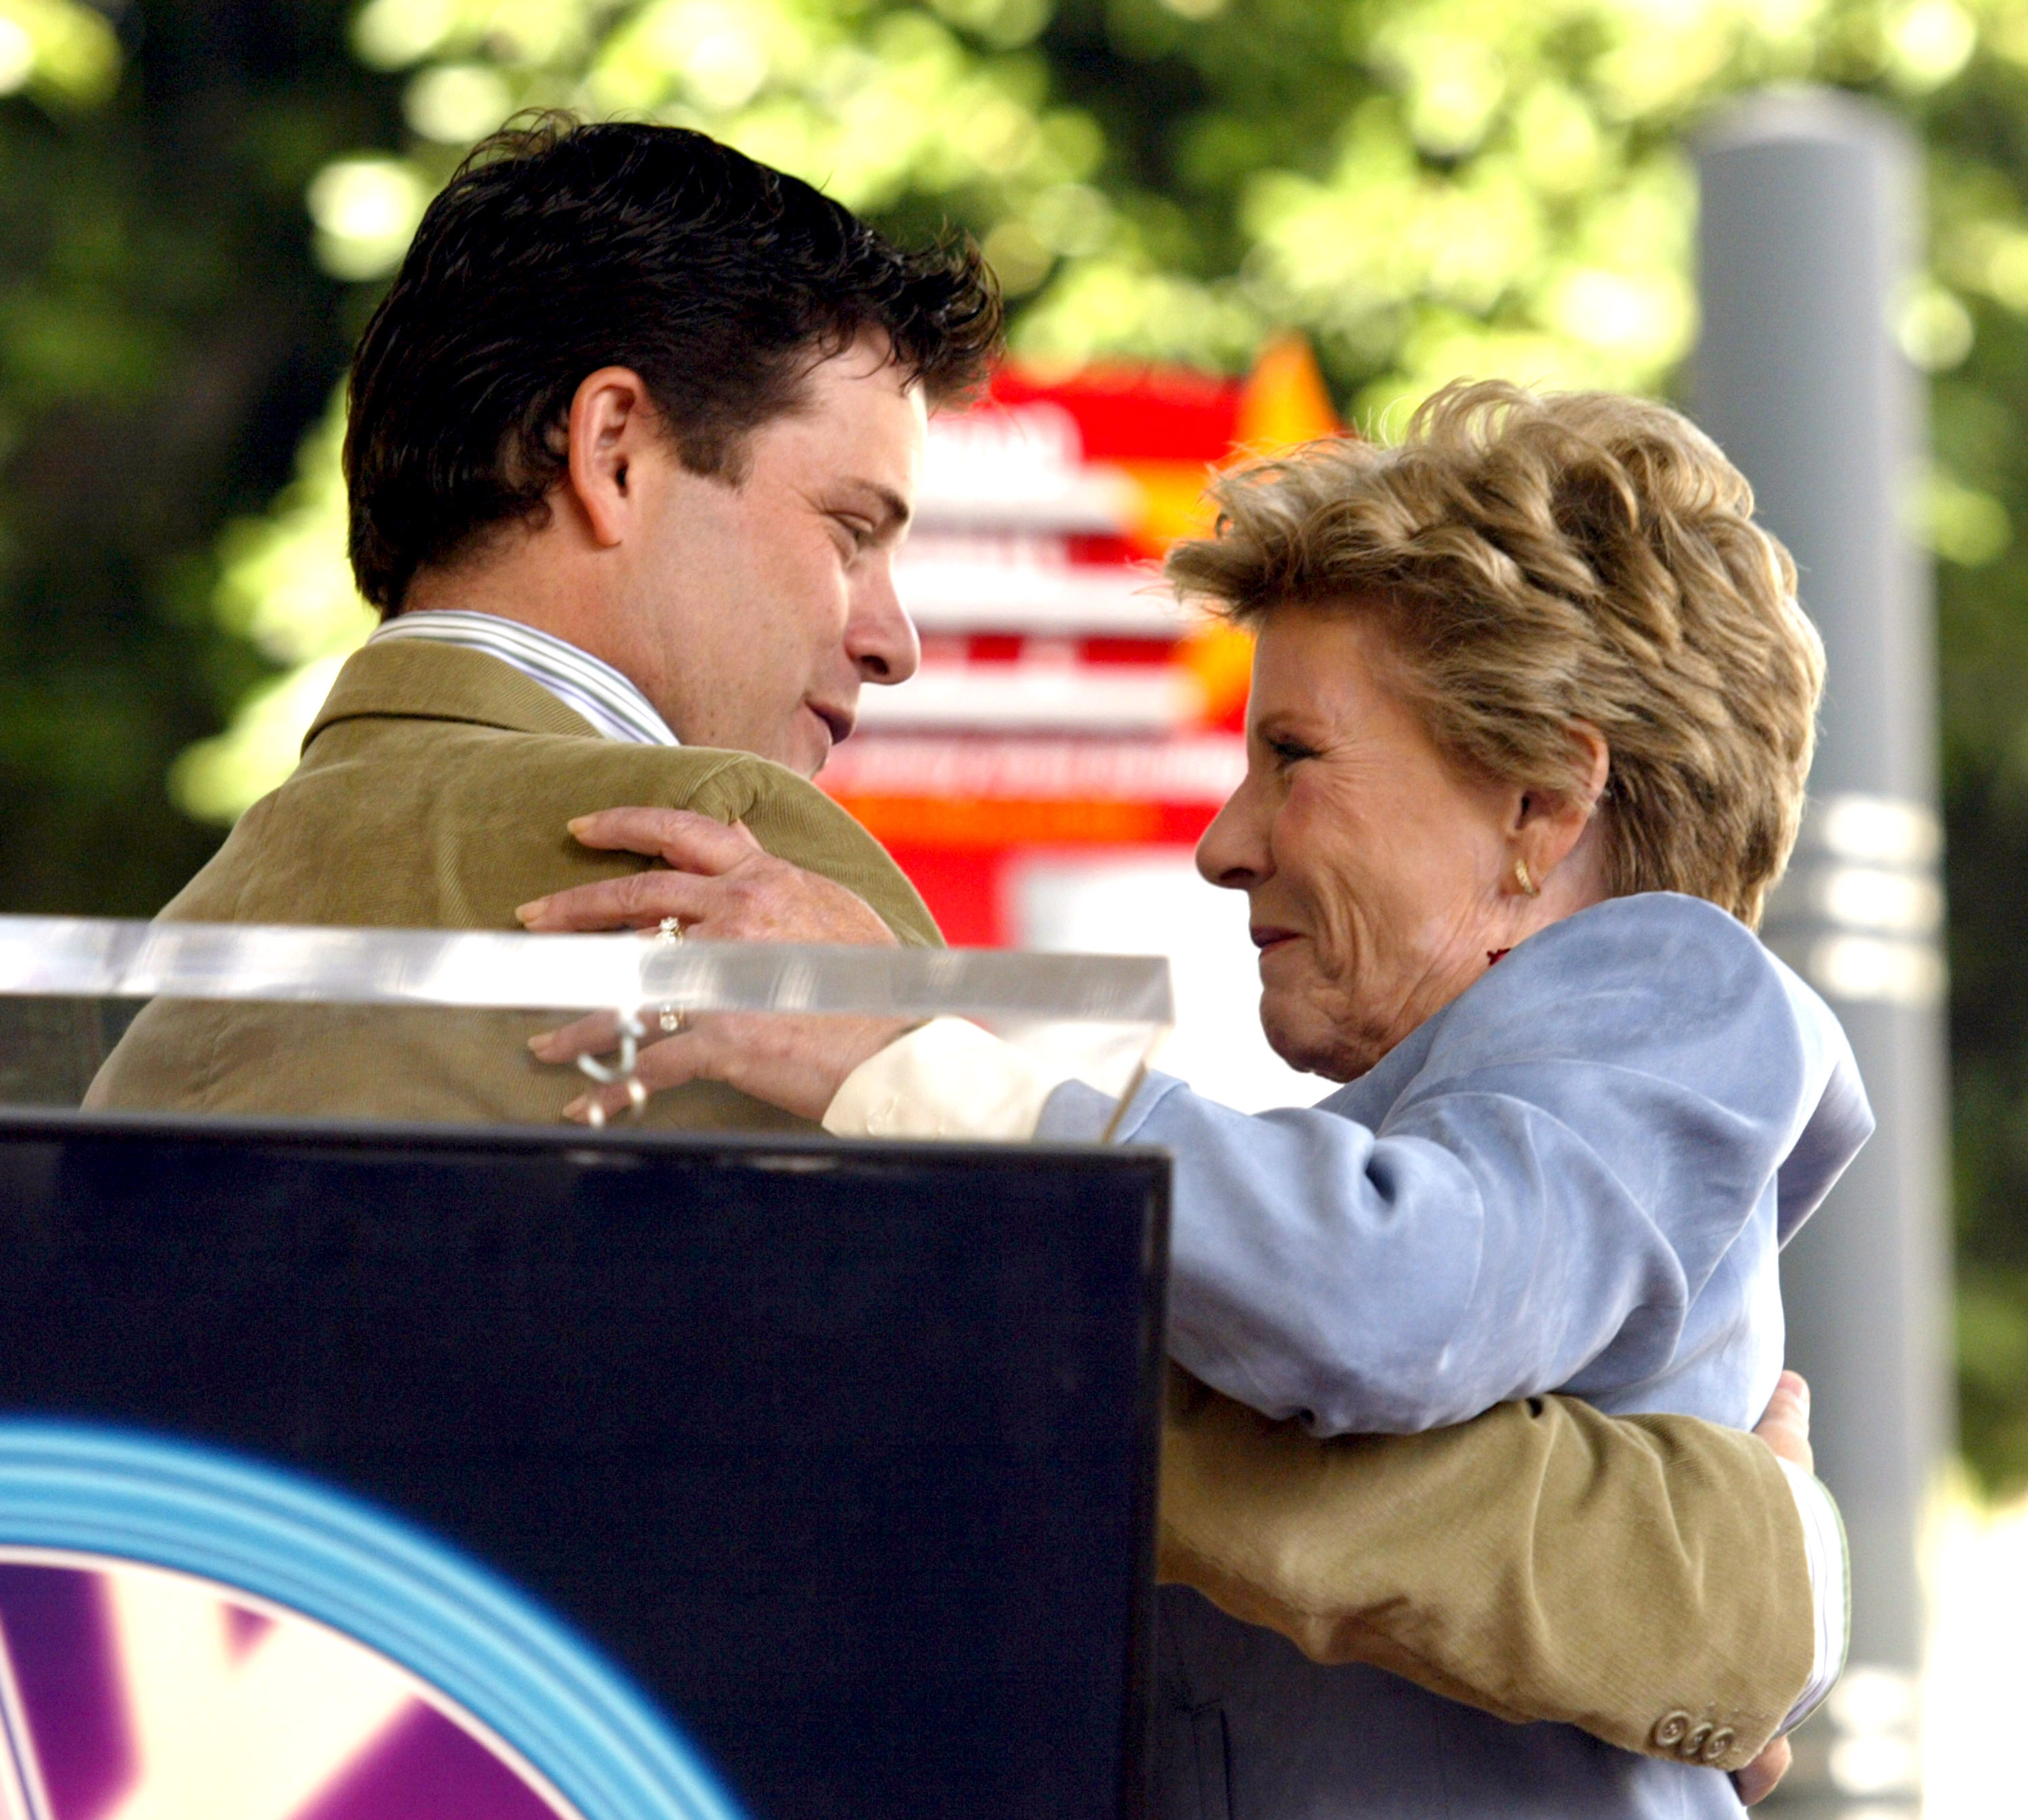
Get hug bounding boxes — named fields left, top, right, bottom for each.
left=93, top=116, right=1860, bottom=1818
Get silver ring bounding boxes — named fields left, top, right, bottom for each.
left=655, top=916, right=685, bottom=943
left=657, top=1007, right=687, bottom=1034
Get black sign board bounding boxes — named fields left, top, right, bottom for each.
left=0, top=1110, right=1168, bottom=1820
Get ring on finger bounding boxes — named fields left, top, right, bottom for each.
left=649, top=919, right=686, bottom=1032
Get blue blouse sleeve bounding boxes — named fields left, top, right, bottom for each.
left=1038, top=894, right=1872, bottom=1436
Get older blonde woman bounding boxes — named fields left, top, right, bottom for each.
left=527, top=381, right=1865, bottom=1817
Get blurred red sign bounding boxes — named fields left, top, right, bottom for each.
left=823, top=341, right=1337, bottom=944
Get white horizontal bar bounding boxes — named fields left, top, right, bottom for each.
left=856, top=666, right=1200, bottom=732
left=896, top=560, right=1186, bottom=635
left=820, top=734, right=1246, bottom=805
left=910, top=487, right=1132, bottom=535
left=0, top=919, right=1173, bottom=1024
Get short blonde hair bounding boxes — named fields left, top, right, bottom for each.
left=1167, top=379, right=1823, bottom=927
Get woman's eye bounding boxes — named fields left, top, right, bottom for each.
left=1270, top=738, right=1316, bottom=767
left=834, top=517, right=874, bottom=552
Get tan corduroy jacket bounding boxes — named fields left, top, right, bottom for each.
left=90, top=638, right=1814, bottom=1771
left=89, top=640, right=938, bottom=1128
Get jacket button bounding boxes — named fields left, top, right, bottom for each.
left=1653, top=1712, right=1692, bottom=1750
left=1702, top=1729, right=1735, bottom=1765
left=1681, top=1723, right=1714, bottom=1761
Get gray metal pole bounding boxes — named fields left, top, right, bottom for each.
left=1695, top=90, right=1951, bottom=1815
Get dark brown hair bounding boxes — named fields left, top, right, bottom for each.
left=345, top=112, right=1002, bottom=611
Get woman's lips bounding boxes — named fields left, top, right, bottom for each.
left=1251, top=926, right=1302, bottom=953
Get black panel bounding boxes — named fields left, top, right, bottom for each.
left=0, top=1109, right=1169, bottom=1820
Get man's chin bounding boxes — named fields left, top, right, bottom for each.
left=748, top=715, right=829, bottom=779
left=792, top=704, right=848, bottom=777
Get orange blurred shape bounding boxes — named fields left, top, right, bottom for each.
left=1162, top=337, right=1336, bottom=726
left=1117, top=335, right=1341, bottom=559
left=1234, top=333, right=1342, bottom=454
left=831, top=796, right=1165, bottom=846
left=1178, top=621, right=1255, bottom=732
left=1114, top=459, right=1222, bottom=558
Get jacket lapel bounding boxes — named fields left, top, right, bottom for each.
left=304, top=639, right=603, bottom=750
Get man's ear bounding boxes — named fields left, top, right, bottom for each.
left=1512, top=723, right=1611, bottom=886
left=564, top=367, right=658, bottom=549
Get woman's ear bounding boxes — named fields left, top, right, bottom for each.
left=564, top=366, right=656, bottom=548
left=1511, top=723, right=1610, bottom=890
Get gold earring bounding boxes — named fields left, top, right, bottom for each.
left=1513, top=857, right=1539, bottom=898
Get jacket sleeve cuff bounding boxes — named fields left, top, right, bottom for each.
left=822, top=1017, right=1059, bottom=1141
left=1776, top=1458, right=1851, bottom=1733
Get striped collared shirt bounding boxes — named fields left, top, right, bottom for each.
left=369, top=609, right=680, bottom=746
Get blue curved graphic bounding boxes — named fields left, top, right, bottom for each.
left=0, top=1421, right=744, bottom=1820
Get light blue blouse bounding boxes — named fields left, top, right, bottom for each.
left=1038, top=891, right=1874, bottom=1820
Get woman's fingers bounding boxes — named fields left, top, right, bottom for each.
left=519, top=810, right=895, bottom=947
left=556, top=1013, right=911, bottom=1125
left=565, top=807, right=763, bottom=871
left=517, top=867, right=713, bottom=932
left=527, top=1009, right=625, bottom=1063
left=516, top=808, right=760, bottom=927
left=1752, top=1369, right=1814, bottom=1475
left=561, top=1023, right=710, bottom=1123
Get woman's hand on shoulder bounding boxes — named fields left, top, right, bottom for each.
left=515, top=805, right=900, bottom=946
left=516, top=805, right=906, bottom=1122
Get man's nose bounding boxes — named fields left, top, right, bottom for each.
left=1196, top=777, right=1272, bottom=890
left=846, top=560, right=921, bottom=686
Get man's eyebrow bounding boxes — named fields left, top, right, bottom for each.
left=841, top=480, right=911, bottom=533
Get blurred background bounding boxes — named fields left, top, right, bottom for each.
left=0, top=0, right=2025, bottom=1808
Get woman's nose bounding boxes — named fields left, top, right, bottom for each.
left=1197, top=783, right=1271, bottom=890
left=846, top=558, right=921, bottom=685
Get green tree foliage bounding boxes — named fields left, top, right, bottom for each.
left=17, top=0, right=2028, bottom=1483
left=182, top=0, right=2010, bottom=811
left=0, top=0, right=402, bottom=911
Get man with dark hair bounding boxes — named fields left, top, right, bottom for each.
left=91, top=116, right=988, bottom=1122
left=344, top=112, right=999, bottom=774
left=91, top=116, right=1828, bottom=1804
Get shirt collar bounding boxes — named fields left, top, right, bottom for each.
left=368, top=610, right=680, bottom=746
